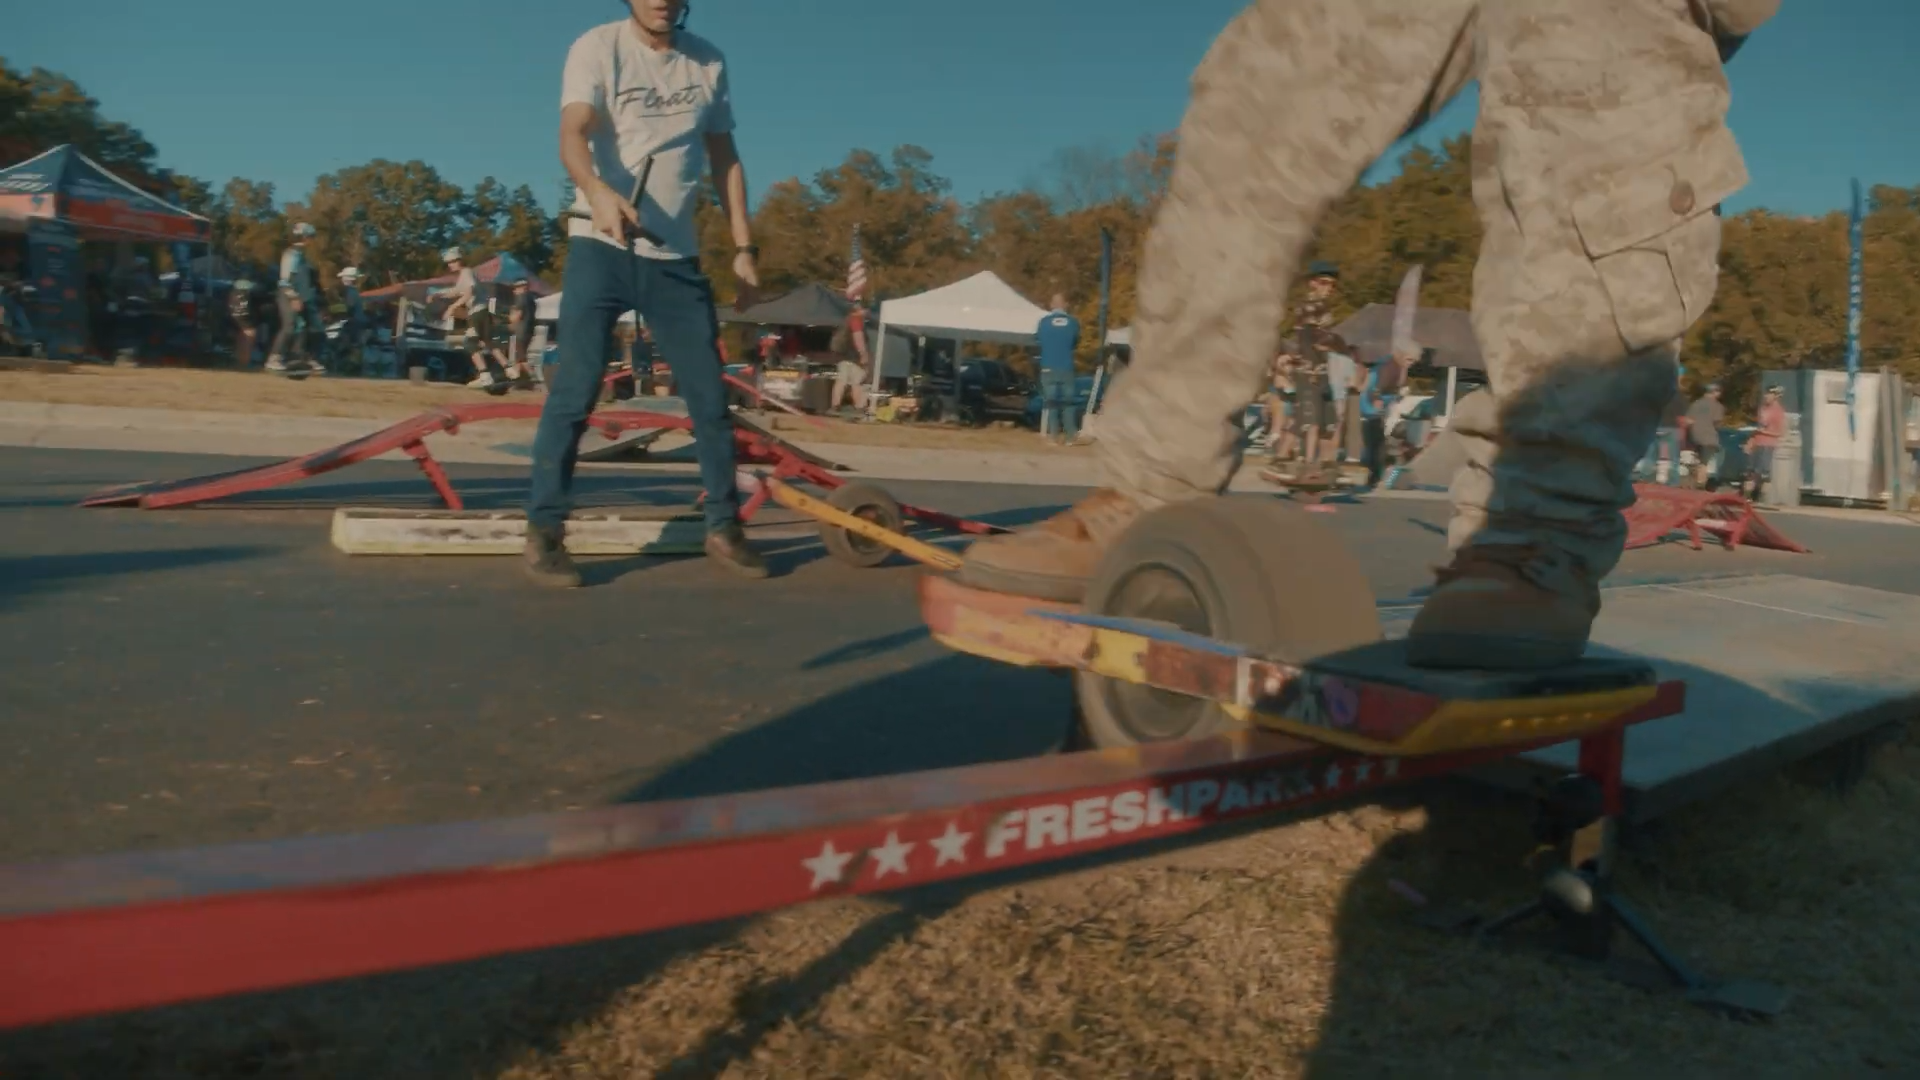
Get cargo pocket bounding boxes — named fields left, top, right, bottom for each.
left=1571, top=129, right=1748, bottom=353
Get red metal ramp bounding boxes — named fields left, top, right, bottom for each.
left=1623, top=484, right=1808, bottom=553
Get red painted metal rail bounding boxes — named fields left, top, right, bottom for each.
left=75, top=399, right=1006, bottom=536
left=0, top=682, right=1679, bottom=1031
left=1623, top=484, right=1808, bottom=553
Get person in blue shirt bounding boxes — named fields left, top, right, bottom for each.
left=1357, top=353, right=1403, bottom=487
left=1035, top=294, right=1081, bottom=445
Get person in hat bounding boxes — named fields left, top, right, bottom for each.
left=1275, top=261, right=1342, bottom=474
left=1745, top=383, right=1788, bottom=502
left=269, top=222, right=323, bottom=375
left=1684, top=380, right=1726, bottom=488
left=955, top=0, right=1777, bottom=672
left=504, top=274, right=541, bottom=389
left=435, top=247, right=494, bottom=391
left=333, top=267, right=368, bottom=373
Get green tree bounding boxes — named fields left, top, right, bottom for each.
left=0, top=59, right=163, bottom=189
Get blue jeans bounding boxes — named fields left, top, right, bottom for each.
left=1040, top=369, right=1078, bottom=441
left=528, top=240, right=738, bottom=533
left=1638, top=426, right=1681, bottom=485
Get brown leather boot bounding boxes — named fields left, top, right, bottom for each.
left=1404, top=545, right=1600, bottom=670
left=954, top=488, right=1143, bottom=602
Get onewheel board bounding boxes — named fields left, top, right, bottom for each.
left=919, top=573, right=1667, bottom=757
left=330, top=507, right=707, bottom=556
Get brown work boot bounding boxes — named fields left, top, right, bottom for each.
left=1404, top=545, right=1600, bottom=670
left=523, top=526, right=581, bottom=589
left=706, top=521, right=769, bottom=579
left=955, top=488, right=1142, bottom=602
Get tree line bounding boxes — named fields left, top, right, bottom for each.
left=6, top=57, right=1916, bottom=416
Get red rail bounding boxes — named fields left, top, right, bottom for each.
left=1623, top=484, right=1809, bottom=553
left=0, top=683, right=1679, bottom=1031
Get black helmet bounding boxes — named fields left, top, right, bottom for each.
left=1307, top=260, right=1339, bottom=280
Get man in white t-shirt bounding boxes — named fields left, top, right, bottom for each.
left=524, top=0, right=766, bottom=587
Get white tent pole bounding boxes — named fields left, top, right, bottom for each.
left=869, top=314, right=887, bottom=396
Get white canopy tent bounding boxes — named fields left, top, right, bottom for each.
left=869, top=271, right=1049, bottom=391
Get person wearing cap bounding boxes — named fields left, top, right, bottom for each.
left=1684, top=380, right=1727, bottom=488
left=269, top=223, right=323, bottom=375
left=333, top=267, right=368, bottom=373
left=505, top=275, right=540, bottom=389
left=1279, top=261, right=1342, bottom=474
left=1745, top=384, right=1788, bottom=502
left=437, top=248, right=500, bottom=391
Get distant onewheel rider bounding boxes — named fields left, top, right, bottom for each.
left=523, top=0, right=766, bottom=587
left=956, top=0, right=1778, bottom=671
left=268, top=222, right=323, bottom=376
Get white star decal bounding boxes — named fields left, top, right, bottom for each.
left=929, top=821, right=972, bottom=867
left=1324, top=762, right=1344, bottom=790
left=870, top=831, right=916, bottom=878
left=801, top=840, right=855, bottom=891
left=1354, top=760, right=1374, bottom=783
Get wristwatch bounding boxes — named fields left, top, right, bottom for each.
left=736, top=244, right=759, bottom=258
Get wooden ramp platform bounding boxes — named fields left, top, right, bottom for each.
left=1382, top=574, right=1920, bottom=820
left=330, top=507, right=707, bottom=556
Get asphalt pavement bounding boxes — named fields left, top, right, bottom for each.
left=4, top=445, right=1916, bottom=865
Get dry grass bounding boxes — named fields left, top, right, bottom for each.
left=0, top=365, right=468, bottom=421
left=6, top=721, right=1915, bottom=1080
left=0, top=366, right=1091, bottom=453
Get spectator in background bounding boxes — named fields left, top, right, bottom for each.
left=439, top=247, right=501, bottom=392
left=1685, top=381, right=1726, bottom=488
left=1036, top=292, right=1081, bottom=445
left=335, top=267, right=368, bottom=372
left=1325, top=346, right=1356, bottom=464
left=828, top=304, right=870, bottom=414
left=1745, top=383, right=1788, bottom=502
left=228, top=275, right=260, bottom=368
left=1641, top=364, right=1688, bottom=485
left=270, top=223, right=323, bottom=375
left=1265, top=347, right=1298, bottom=463
left=1357, top=353, right=1401, bottom=488
left=506, top=276, right=541, bottom=388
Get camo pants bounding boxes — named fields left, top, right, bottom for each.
left=1096, top=0, right=1761, bottom=595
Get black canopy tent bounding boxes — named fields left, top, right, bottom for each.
left=1332, top=302, right=1485, bottom=419
left=717, top=282, right=854, bottom=328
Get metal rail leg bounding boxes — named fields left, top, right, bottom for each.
left=1464, top=729, right=1790, bottom=1017
left=402, top=440, right=463, bottom=511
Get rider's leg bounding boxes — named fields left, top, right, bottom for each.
left=1405, top=0, right=1747, bottom=668
left=267, top=293, right=297, bottom=371
left=955, top=0, right=1478, bottom=601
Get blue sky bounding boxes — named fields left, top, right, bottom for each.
left=8, top=0, right=1913, bottom=217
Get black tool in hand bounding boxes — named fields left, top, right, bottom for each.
left=624, top=156, right=665, bottom=249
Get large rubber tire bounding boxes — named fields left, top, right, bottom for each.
left=1074, top=497, right=1382, bottom=750
left=820, top=482, right=906, bottom=568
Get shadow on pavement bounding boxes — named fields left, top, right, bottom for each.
left=0, top=546, right=275, bottom=609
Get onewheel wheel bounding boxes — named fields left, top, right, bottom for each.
left=820, top=482, right=906, bottom=568
left=1073, top=497, right=1381, bottom=750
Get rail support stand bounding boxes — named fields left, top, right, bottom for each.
left=1437, top=729, right=1791, bottom=1019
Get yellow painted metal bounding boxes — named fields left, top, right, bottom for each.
left=933, top=589, right=1658, bottom=757
left=1230, top=684, right=1657, bottom=757
left=765, top=477, right=964, bottom=571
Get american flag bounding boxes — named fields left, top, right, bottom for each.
left=845, top=224, right=867, bottom=301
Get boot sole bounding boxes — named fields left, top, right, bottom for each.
left=953, top=560, right=1089, bottom=604
left=1402, top=632, right=1586, bottom=671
